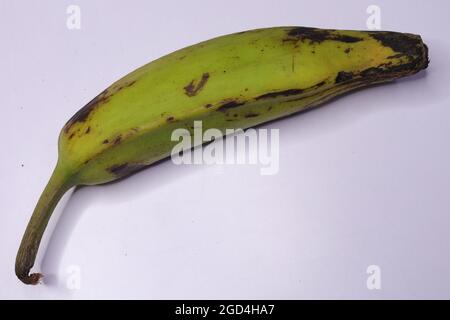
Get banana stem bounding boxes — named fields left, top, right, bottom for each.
left=15, top=164, right=74, bottom=285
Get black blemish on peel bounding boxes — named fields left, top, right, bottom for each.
left=286, top=27, right=363, bottom=44
left=335, top=71, right=354, bottom=83
left=216, top=100, right=245, bottom=112
left=184, top=73, right=210, bottom=97
left=64, top=89, right=110, bottom=133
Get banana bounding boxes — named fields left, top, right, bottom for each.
left=16, top=26, right=428, bottom=284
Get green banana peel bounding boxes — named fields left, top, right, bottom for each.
left=16, top=26, right=429, bottom=284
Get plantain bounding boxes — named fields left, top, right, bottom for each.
left=16, top=26, right=429, bottom=284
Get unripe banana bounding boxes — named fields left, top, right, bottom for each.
left=16, top=26, right=429, bottom=284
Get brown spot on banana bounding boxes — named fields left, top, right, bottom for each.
left=370, top=31, right=426, bottom=58
left=285, top=27, right=363, bottom=44
left=255, top=81, right=327, bottom=100
left=211, top=81, right=330, bottom=115
left=255, top=89, right=305, bottom=100
left=336, top=55, right=428, bottom=85
left=107, top=162, right=146, bottom=177
left=216, top=99, right=246, bottom=112
left=184, top=72, right=210, bottom=97
left=113, top=135, right=122, bottom=145
left=107, top=163, right=128, bottom=175
left=64, top=80, right=137, bottom=135
left=335, top=71, right=354, bottom=83
left=114, top=80, right=136, bottom=92
left=64, top=89, right=110, bottom=133
left=387, top=54, right=407, bottom=59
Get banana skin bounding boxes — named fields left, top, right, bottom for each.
left=16, top=26, right=429, bottom=284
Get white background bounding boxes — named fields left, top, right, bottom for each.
left=1, top=0, right=449, bottom=299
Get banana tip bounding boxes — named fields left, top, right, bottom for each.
left=18, top=272, right=43, bottom=285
